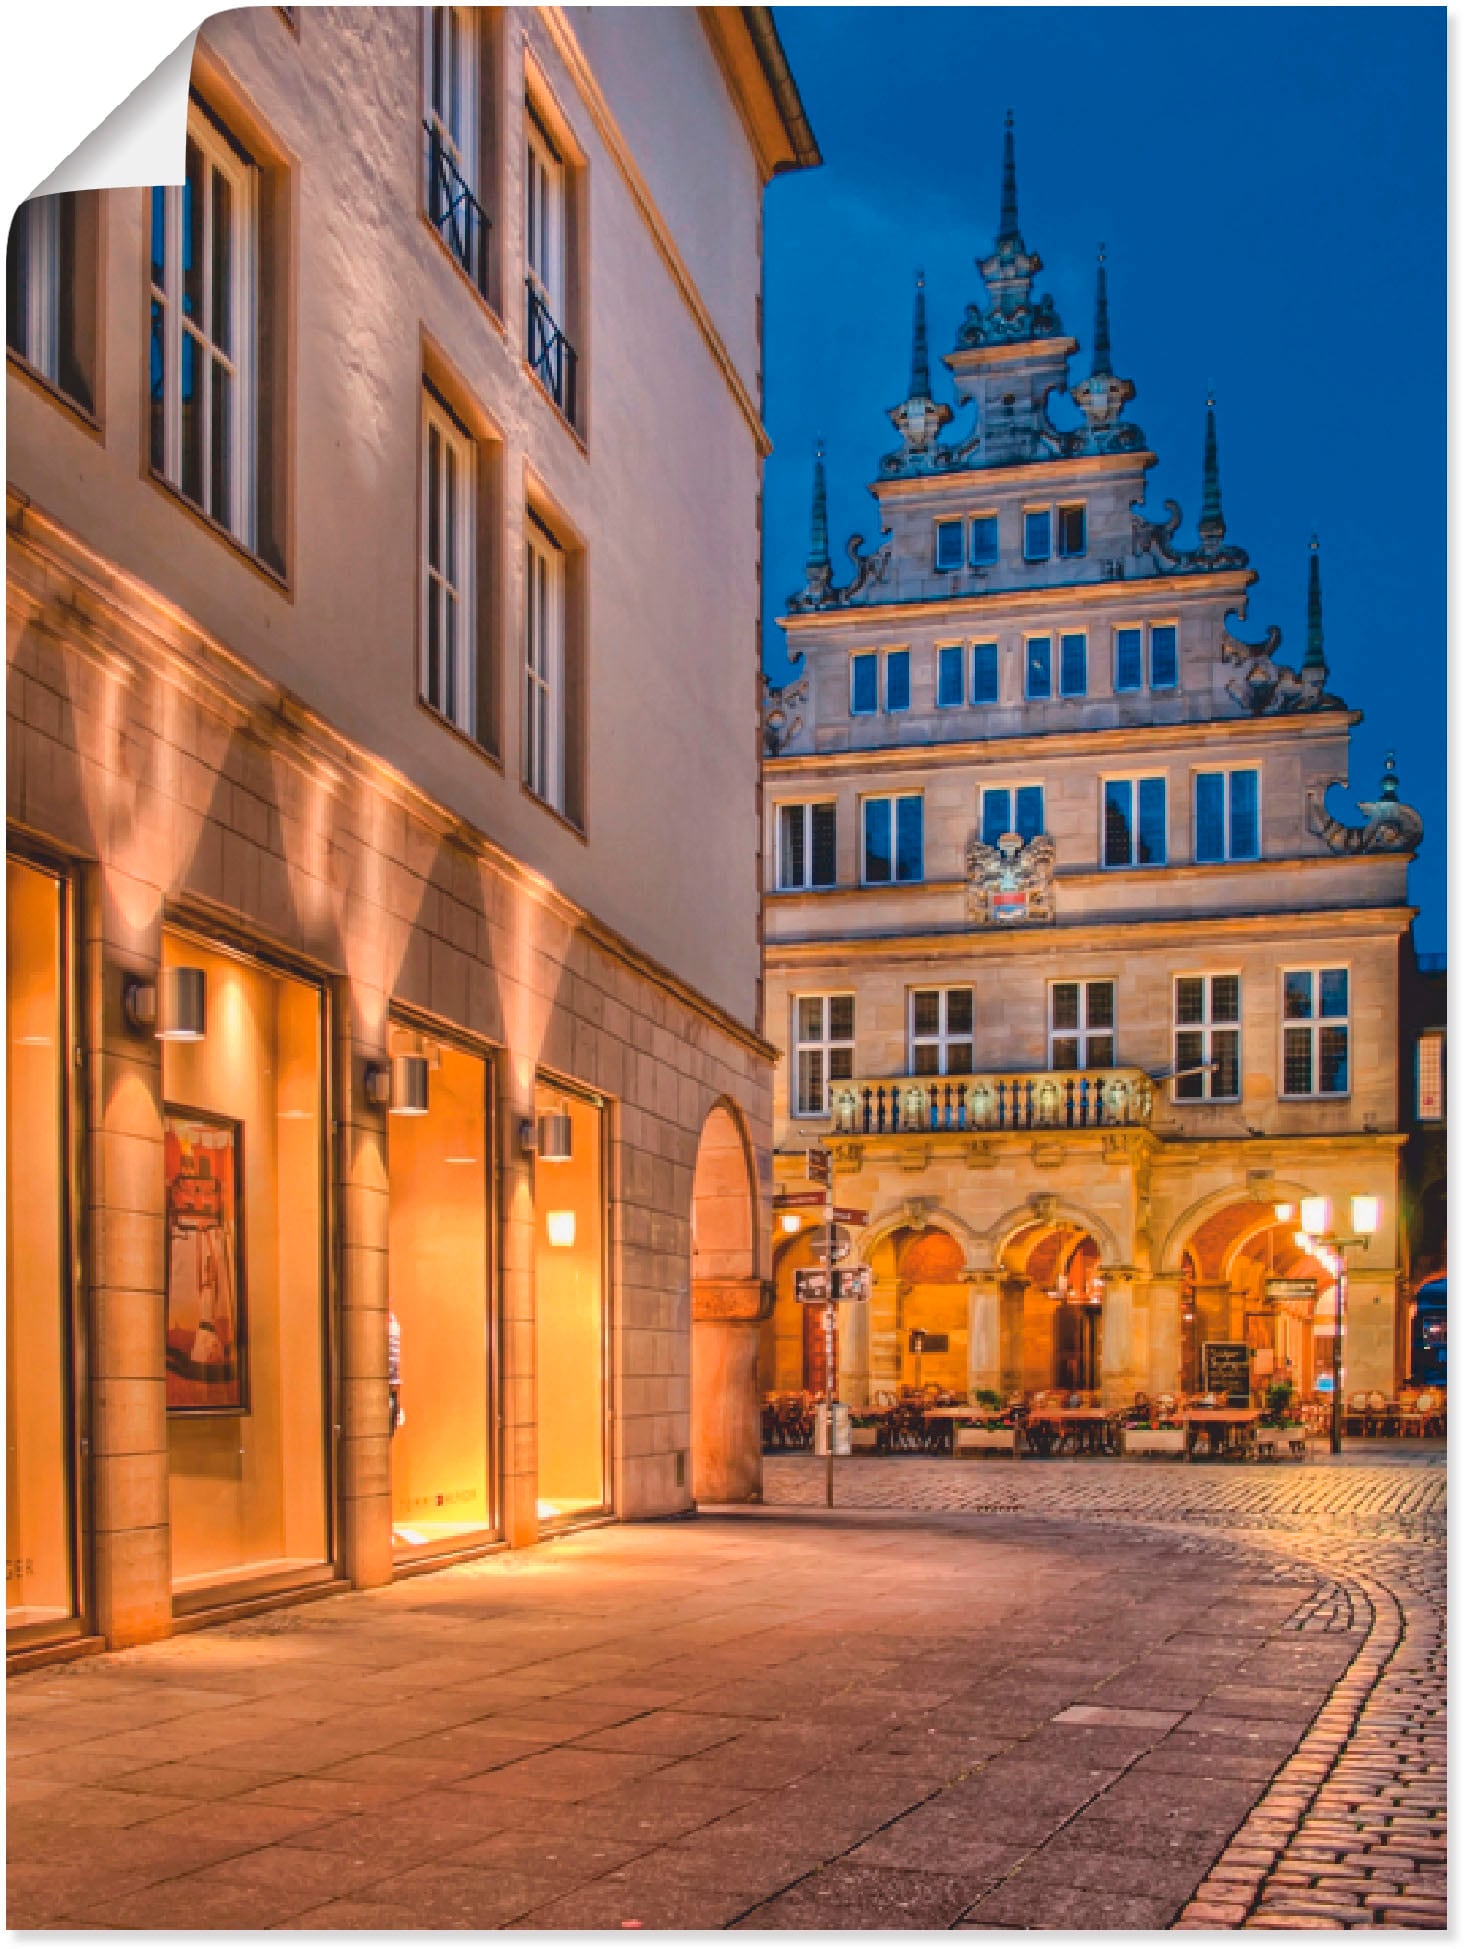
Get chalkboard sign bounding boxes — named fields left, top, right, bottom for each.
left=909, top=1330, right=950, bottom=1354
left=1202, top=1341, right=1252, bottom=1406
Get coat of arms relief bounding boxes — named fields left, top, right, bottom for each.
left=965, top=830, right=1057, bottom=925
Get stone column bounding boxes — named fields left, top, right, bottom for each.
left=87, top=878, right=171, bottom=1647
left=337, top=986, right=392, bottom=1589
left=1098, top=1271, right=1142, bottom=1407
left=999, top=1276, right=1026, bottom=1397
left=496, top=1051, right=540, bottom=1547
left=1145, top=1274, right=1183, bottom=1398
left=868, top=1274, right=901, bottom=1398
left=691, top=1276, right=770, bottom=1503
left=965, top=1273, right=1002, bottom=1398
left=1340, top=1271, right=1401, bottom=1395
left=840, top=1290, right=871, bottom=1407
left=1193, top=1280, right=1233, bottom=1380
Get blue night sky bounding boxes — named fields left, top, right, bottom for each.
left=760, top=7, right=1446, bottom=950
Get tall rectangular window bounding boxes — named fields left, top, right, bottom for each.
left=421, top=388, right=476, bottom=736
left=423, top=7, right=488, bottom=297
left=1023, top=508, right=1052, bottom=562
left=971, top=641, right=1000, bottom=705
left=1282, top=968, right=1349, bottom=1097
left=1025, top=635, right=1053, bottom=700
left=1103, top=776, right=1167, bottom=867
left=794, top=995, right=854, bottom=1117
left=1150, top=622, right=1179, bottom=690
left=778, top=802, right=836, bottom=891
left=1195, top=768, right=1260, bottom=863
left=936, top=644, right=965, bottom=708
left=934, top=518, right=964, bottom=571
left=6, top=192, right=97, bottom=415
left=863, top=795, right=923, bottom=885
left=524, top=512, right=565, bottom=812
left=1059, top=631, right=1088, bottom=698
left=981, top=784, right=1044, bottom=848
left=968, top=514, right=999, bottom=565
left=1049, top=980, right=1115, bottom=1070
left=525, top=102, right=576, bottom=423
left=850, top=652, right=878, bottom=716
left=149, top=109, right=258, bottom=548
left=1417, top=1030, right=1445, bottom=1122
left=910, top=988, right=974, bottom=1076
left=1114, top=627, right=1144, bottom=693
left=1057, top=504, right=1087, bottom=558
left=1174, top=975, right=1241, bottom=1101
left=884, top=649, right=911, bottom=712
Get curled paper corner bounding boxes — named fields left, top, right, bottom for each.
left=33, top=29, right=199, bottom=201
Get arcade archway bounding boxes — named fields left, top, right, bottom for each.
left=689, top=1101, right=763, bottom=1503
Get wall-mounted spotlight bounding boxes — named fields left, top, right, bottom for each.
left=124, top=967, right=207, bottom=1040
left=536, top=1102, right=574, bottom=1163
left=545, top=1210, right=577, bottom=1248
left=365, top=1052, right=430, bottom=1115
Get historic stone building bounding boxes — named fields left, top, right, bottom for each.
left=761, top=121, right=1423, bottom=1413
left=6, top=6, right=816, bottom=1658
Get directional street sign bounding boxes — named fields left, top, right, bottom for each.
left=1266, top=1278, right=1320, bottom=1301
left=806, top=1146, right=833, bottom=1186
left=773, top=1190, right=829, bottom=1211
left=810, top=1226, right=852, bottom=1266
left=831, top=1206, right=869, bottom=1226
left=794, top=1265, right=872, bottom=1305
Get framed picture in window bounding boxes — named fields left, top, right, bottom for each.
left=163, top=1106, right=248, bottom=1415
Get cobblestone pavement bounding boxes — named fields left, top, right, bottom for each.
left=5, top=1451, right=1444, bottom=1930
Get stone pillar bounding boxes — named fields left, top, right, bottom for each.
left=1145, top=1274, right=1183, bottom=1397
left=999, top=1276, right=1026, bottom=1397
left=868, top=1275, right=901, bottom=1398
left=966, top=1274, right=1002, bottom=1399
left=1341, top=1271, right=1401, bottom=1395
left=1193, top=1280, right=1233, bottom=1381
left=497, top=1052, right=540, bottom=1547
left=840, top=1290, right=871, bottom=1407
left=1098, top=1273, right=1142, bottom=1407
left=691, top=1276, right=770, bottom=1503
left=338, top=987, right=392, bottom=1589
left=87, top=879, right=172, bottom=1647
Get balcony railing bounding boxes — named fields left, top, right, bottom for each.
left=526, top=279, right=579, bottom=425
left=424, top=121, right=491, bottom=300
left=831, top=1068, right=1155, bottom=1138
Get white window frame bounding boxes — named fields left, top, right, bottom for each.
left=793, top=993, right=855, bottom=1119
left=1193, top=767, right=1262, bottom=864
left=970, top=639, right=1001, bottom=706
left=8, top=195, right=60, bottom=381
left=1417, top=1029, right=1445, bottom=1122
left=1280, top=966, right=1351, bottom=1100
left=1172, top=973, right=1242, bottom=1102
left=883, top=647, right=911, bottom=713
left=1148, top=620, right=1179, bottom=690
left=980, top=782, right=1044, bottom=848
left=1024, top=633, right=1053, bottom=701
left=1102, top=773, right=1168, bottom=869
left=909, top=987, right=975, bottom=1078
left=525, top=102, right=565, bottom=327
left=861, top=792, right=924, bottom=886
left=420, top=388, right=476, bottom=737
left=777, top=801, right=837, bottom=892
left=149, top=106, right=258, bottom=548
left=423, top=6, right=479, bottom=200
left=1048, top=979, right=1117, bottom=1072
left=524, top=512, right=565, bottom=810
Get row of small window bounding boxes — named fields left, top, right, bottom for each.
left=775, top=767, right=1262, bottom=890
left=790, top=968, right=1353, bottom=1118
left=933, top=503, right=1087, bottom=573
left=851, top=625, right=1178, bottom=717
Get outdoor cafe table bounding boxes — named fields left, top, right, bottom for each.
left=1176, top=1406, right=1261, bottom=1461
left=1024, top=1407, right=1111, bottom=1456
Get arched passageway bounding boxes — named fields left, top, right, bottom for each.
left=1178, top=1198, right=1336, bottom=1399
left=689, top=1102, right=764, bottom=1503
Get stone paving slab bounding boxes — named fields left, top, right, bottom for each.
left=6, top=1451, right=1445, bottom=1930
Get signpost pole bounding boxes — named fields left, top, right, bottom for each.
left=824, top=1151, right=836, bottom=1508
left=1330, top=1249, right=1346, bottom=1458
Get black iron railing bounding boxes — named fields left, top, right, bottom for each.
left=526, top=279, right=579, bottom=425
left=424, top=121, right=491, bottom=300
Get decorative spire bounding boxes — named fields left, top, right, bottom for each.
left=806, top=442, right=830, bottom=584
left=909, top=270, right=932, bottom=401
left=1302, top=533, right=1326, bottom=672
left=998, top=109, right=1020, bottom=244
left=1379, top=751, right=1400, bottom=804
left=1091, top=245, right=1112, bottom=378
left=1197, top=394, right=1226, bottom=551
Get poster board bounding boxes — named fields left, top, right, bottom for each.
left=1202, top=1340, right=1251, bottom=1406
left=163, top=1106, right=248, bottom=1413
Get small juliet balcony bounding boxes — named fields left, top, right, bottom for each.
left=526, top=279, right=579, bottom=426
left=830, top=1068, right=1155, bottom=1139
left=424, top=122, right=492, bottom=301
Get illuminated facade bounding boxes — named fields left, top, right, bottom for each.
left=762, top=122, right=1423, bottom=1413
left=6, top=6, right=816, bottom=1655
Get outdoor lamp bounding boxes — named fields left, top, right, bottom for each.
left=364, top=1053, right=430, bottom=1114
left=545, top=1210, right=577, bottom=1248
left=1273, top=1201, right=1296, bottom=1224
left=780, top=1213, right=802, bottom=1234
left=537, top=1102, right=574, bottom=1162
left=1300, top=1196, right=1332, bottom=1237
left=1351, top=1195, right=1381, bottom=1237
left=159, top=966, right=207, bottom=1040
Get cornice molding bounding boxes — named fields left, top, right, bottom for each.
left=871, top=449, right=1155, bottom=501
left=779, top=566, right=1257, bottom=634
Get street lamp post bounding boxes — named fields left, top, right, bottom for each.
left=1275, top=1194, right=1382, bottom=1456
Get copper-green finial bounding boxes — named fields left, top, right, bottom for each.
left=1091, top=246, right=1112, bottom=378
left=1302, top=533, right=1327, bottom=673
left=1198, top=394, right=1225, bottom=550
left=1379, top=751, right=1400, bottom=802
left=998, top=111, right=1020, bottom=244
left=909, top=270, right=931, bottom=401
left=807, top=442, right=829, bottom=576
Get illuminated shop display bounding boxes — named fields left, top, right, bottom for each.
left=387, top=1028, right=494, bottom=1557
left=160, top=932, right=330, bottom=1600
left=6, top=859, right=77, bottom=1637
left=533, top=1080, right=607, bottom=1523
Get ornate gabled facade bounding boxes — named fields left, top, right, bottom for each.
left=762, top=120, right=1424, bottom=1411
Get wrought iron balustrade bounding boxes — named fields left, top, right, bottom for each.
left=831, top=1067, right=1154, bottom=1138
left=526, top=279, right=579, bottom=425
left=424, top=121, right=491, bottom=299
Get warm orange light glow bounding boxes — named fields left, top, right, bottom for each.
left=546, top=1209, right=576, bottom=1248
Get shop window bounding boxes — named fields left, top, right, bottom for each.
left=533, top=1081, right=606, bottom=1523
left=1174, top=974, right=1241, bottom=1101
left=388, top=1029, right=493, bottom=1558
left=6, top=859, right=77, bottom=1639
left=162, top=932, right=329, bottom=1604
left=6, top=191, right=100, bottom=417
left=1049, top=979, right=1115, bottom=1070
left=971, top=640, right=1000, bottom=704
